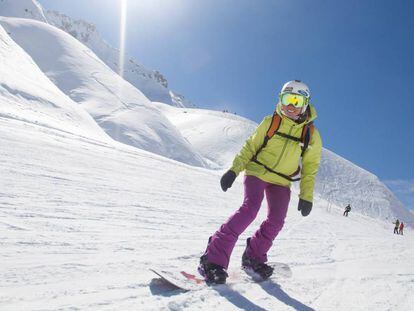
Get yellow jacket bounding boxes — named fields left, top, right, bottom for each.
left=230, top=104, right=322, bottom=202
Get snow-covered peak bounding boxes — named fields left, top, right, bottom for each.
left=0, top=0, right=194, bottom=108
left=155, top=103, right=414, bottom=225
left=1, top=17, right=207, bottom=167
left=0, top=23, right=108, bottom=141
left=0, top=0, right=411, bottom=225
left=0, top=0, right=47, bottom=22
left=169, top=90, right=196, bottom=108
left=313, top=148, right=414, bottom=224
left=44, top=9, right=191, bottom=108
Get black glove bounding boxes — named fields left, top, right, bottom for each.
left=298, top=199, right=312, bottom=217
left=220, top=170, right=236, bottom=192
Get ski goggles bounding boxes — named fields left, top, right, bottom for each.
left=279, top=93, right=308, bottom=108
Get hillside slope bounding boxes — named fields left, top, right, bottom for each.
left=0, top=0, right=194, bottom=108
left=1, top=17, right=206, bottom=167
left=0, top=24, right=107, bottom=140
left=153, top=102, right=257, bottom=168
left=1, top=116, right=413, bottom=311
left=153, top=102, right=414, bottom=225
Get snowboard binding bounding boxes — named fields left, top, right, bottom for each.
left=198, top=255, right=228, bottom=284
left=242, top=238, right=274, bottom=279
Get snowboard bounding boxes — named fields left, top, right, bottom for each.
left=150, top=262, right=291, bottom=291
left=150, top=268, right=206, bottom=291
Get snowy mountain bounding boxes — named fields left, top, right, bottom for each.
left=153, top=102, right=258, bottom=168
left=1, top=0, right=412, bottom=224
left=0, top=0, right=195, bottom=108
left=154, top=102, right=414, bottom=225
left=0, top=0, right=47, bottom=22
left=1, top=1, right=414, bottom=310
left=0, top=17, right=206, bottom=167
left=314, top=149, right=414, bottom=223
left=0, top=24, right=107, bottom=141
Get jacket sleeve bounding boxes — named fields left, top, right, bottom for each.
left=299, top=128, right=322, bottom=202
left=230, top=116, right=271, bottom=176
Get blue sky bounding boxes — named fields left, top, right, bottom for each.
left=38, top=0, right=414, bottom=208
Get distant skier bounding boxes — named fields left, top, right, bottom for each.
left=198, top=80, right=322, bottom=284
left=399, top=222, right=404, bottom=235
left=343, top=204, right=351, bottom=217
left=393, top=219, right=400, bottom=234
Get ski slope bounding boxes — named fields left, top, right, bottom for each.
left=1, top=116, right=413, bottom=311
left=1, top=0, right=411, bottom=224
left=0, top=1, right=413, bottom=310
left=153, top=102, right=257, bottom=168
left=153, top=101, right=414, bottom=225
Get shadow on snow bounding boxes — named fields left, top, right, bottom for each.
left=259, top=279, right=315, bottom=311
left=149, top=276, right=314, bottom=311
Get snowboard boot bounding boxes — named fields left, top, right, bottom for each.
left=241, top=238, right=274, bottom=279
left=198, top=255, right=228, bottom=284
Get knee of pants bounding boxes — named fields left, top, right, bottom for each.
left=239, top=200, right=261, bottom=221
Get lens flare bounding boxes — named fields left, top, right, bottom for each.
left=119, top=0, right=127, bottom=78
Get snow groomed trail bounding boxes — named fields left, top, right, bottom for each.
left=1, top=117, right=413, bottom=310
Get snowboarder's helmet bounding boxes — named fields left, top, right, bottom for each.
left=279, top=80, right=310, bottom=116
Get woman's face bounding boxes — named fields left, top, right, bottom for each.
left=280, top=103, right=302, bottom=120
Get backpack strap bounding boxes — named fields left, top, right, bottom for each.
left=251, top=112, right=315, bottom=182
left=266, top=112, right=282, bottom=138
left=252, top=113, right=281, bottom=161
left=300, top=122, right=314, bottom=156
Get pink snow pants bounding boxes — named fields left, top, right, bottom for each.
left=205, top=175, right=291, bottom=268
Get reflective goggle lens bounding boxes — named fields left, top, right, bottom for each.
left=280, top=93, right=306, bottom=108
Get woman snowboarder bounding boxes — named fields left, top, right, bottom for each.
left=198, top=80, right=322, bottom=284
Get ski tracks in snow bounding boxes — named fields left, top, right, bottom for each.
left=1, top=118, right=414, bottom=310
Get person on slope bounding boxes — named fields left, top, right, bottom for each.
left=393, top=219, right=400, bottom=234
left=343, top=204, right=351, bottom=217
left=198, top=80, right=323, bottom=284
left=399, top=222, right=404, bottom=235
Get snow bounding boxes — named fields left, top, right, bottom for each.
left=314, top=148, right=414, bottom=223
left=0, top=24, right=107, bottom=141
left=1, top=1, right=413, bottom=309
left=44, top=9, right=180, bottom=106
left=0, top=17, right=206, bottom=168
left=0, top=0, right=194, bottom=108
left=153, top=102, right=257, bottom=168
left=0, top=116, right=413, bottom=310
left=154, top=101, right=414, bottom=225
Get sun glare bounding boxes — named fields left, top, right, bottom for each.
left=119, top=0, right=127, bottom=78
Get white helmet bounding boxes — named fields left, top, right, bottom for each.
left=280, top=80, right=311, bottom=98
left=279, top=80, right=311, bottom=116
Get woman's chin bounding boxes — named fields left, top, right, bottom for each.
left=284, top=112, right=300, bottom=120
